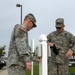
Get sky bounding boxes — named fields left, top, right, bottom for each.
left=0, top=0, right=75, bottom=56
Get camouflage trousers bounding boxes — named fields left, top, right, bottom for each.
left=8, top=65, right=25, bottom=75
left=48, top=62, right=70, bottom=75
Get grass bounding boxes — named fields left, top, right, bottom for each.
left=25, top=63, right=39, bottom=75
left=26, top=63, right=75, bottom=75
left=69, top=67, right=75, bottom=73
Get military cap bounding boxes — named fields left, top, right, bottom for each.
left=25, top=13, right=37, bottom=27
left=55, top=18, right=64, bottom=27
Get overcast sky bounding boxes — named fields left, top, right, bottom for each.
left=0, top=0, right=75, bottom=56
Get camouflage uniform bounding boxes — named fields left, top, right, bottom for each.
left=7, top=14, right=36, bottom=75
left=47, top=18, right=75, bottom=75
left=8, top=65, right=25, bottom=75
left=7, top=24, right=32, bottom=75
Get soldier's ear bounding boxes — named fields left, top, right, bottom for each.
left=63, top=25, right=65, bottom=27
left=62, top=25, right=65, bottom=27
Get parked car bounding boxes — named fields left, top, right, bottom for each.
left=0, top=57, right=7, bottom=69
left=69, top=58, right=75, bottom=67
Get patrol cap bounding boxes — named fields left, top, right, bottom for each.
left=55, top=18, right=64, bottom=27
left=25, top=13, right=37, bottom=27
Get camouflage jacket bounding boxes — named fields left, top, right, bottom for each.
left=47, top=30, right=75, bottom=64
left=7, top=24, right=32, bottom=68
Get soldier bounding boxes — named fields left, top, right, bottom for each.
left=7, top=13, right=37, bottom=75
left=47, top=18, right=75, bottom=75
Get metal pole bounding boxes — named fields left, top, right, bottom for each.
left=21, top=5, right=22, bottom=24
left=16, top=4, right=22, bottom=24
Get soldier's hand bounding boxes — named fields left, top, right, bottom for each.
left=48, top=42, right=54, bottom=47
left=37, top=57, right=42, bottom=62
left=26, top=62, right=32, bottom=70
left=66, top=49, right=73, bottom=58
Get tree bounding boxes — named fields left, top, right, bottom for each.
left=0, top=45, right=6, bottom=57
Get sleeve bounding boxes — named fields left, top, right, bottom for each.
left=47, top=33, right=60, bottom=55
left=47, top=33, right=51, bottom=42
left=70, top=35, right=75, bottom=53
left=9, top=25, right=16, bottom=49
left=15, top=27, right=32, bottom=62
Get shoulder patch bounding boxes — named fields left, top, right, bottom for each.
left=19, top=25, right=27, bottom=32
